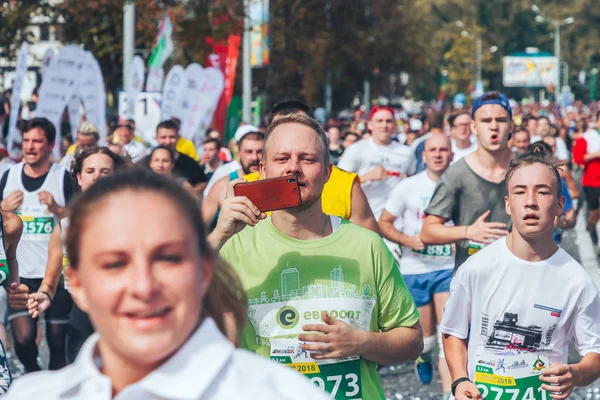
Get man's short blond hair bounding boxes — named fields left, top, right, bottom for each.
left=264, top=114, right=330, bottom=165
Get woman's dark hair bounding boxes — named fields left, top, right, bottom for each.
left=70, top=146, right=126, bottom=191
left=65, top=168, right=247, bottom=336
left=149, top=145, right=176, bottom=164
left=527, top=141, right=553, bottom=157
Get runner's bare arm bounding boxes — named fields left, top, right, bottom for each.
left=299, top=311, right=423, bottom=365
left=201, top=175, right=228, bottom=225
left=421, top=210, right=508, bottom=245
left=38, top=191, right=69, bottom=219
left=421, top=215, right=467, bottom=245
left=4, top=212, right=28, bottom=309
left=359, top=165, right=387, bottom=183
left=355, top=323, right=423, bottom=364
left=443, top=334, right=482, bottom=399
left=540, top=353, right=600, bottom=399
left=4, top=212, right=22, bottom=286
left=349, top=180, right=381, bottom=235
left=379, top=210, right=424, bottom=249
left=39, top=225, right=63, bottom=299
left=207, top=179, right=266, bottom=251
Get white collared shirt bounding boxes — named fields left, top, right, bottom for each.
left=6, top=318, right=329, bottom=400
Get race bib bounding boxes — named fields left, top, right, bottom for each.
left=248, top=293, right=375, bottom=399
left=412, top=244, right=453, bottom=257
left=17, top=205, right=54, bottom=241
left=270, top=338, right=361, bottom=400
left=475, top=353, right=550, bottom=400
left=468, top=240, right=487, bottom=256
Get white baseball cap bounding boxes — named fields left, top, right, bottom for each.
left=234, top=124, right=260, bottom=143
left=409, top=118, right=423, bottom=132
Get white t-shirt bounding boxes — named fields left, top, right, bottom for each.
left=6, top=318, right=329, bottom=400
left=451, top=138, right=478, bottom=162
left=338, top=137, right=416, bottom=219
left=203, top=160, right=241, bottom=197
left=384, top=171, right=455, bottom=275
left=124, top=141, right=149, bottom=163
left=441, top=237, right=600, bottom=395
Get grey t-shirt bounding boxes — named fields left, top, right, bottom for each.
left=425, top=158, right=511, bottom=270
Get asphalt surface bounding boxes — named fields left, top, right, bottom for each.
left=5, top=211, right=600, bottom=398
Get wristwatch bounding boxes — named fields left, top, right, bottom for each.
left=451, top=377, right=472, bottom=396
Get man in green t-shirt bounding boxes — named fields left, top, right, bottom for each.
left=208, top=113, right=423, bottom=400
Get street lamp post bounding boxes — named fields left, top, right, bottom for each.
left=242, top=0, right=252, bottom=122
left=456, top=21, right=496, bottom=95
left=531, top=5, right=574, bottom=92
left=123, top=0, right=135, bottom=90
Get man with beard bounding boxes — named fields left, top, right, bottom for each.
left=210, top=114, right=423, bottom=400
left=201, top=129, right=264, bottom=226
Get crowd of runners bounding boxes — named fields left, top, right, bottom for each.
left=0, top=91, right=595, bottom=399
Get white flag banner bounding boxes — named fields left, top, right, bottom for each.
left=78, top=51, right=106, bottom=143
left=181, top=67, right=224, bottom=142
left=7, top=42, right=29, bottom=158
left=177, top=63, right=205, bottom=137
left=146, top=67, right=164, bottom=93
left=41, top=48, right=55, bottom=77
left=67, top=92, right=81, bottom=138
left=160, top=64, right=184, bottom=121
left=125, top=55, right=145, bottom=120
left=195, top=67, right=225, bottom=139
left=37, top=45, right=88, bottom=159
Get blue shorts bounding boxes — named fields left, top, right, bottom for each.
left=403, top=269, right=453, bottom=308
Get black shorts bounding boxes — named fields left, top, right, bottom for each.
left=8, top=278, right=72, bottom=323
left=584, top=186, right=600, bottom=211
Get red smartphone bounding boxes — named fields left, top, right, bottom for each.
left=233, top=175, right=302, bottom=212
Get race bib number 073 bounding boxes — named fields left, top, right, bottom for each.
left=270, top=338, right=362, bottom=399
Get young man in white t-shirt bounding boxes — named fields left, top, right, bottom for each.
left=379, top=132, right=455, bottom=398
left=338, top=106, right=416, bottom=220
left=449, top=111, right=477, bottom=162
left=441, top=154, right=600, bottom=400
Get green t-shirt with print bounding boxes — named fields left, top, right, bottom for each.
left=220, top=216, right=419, bottom=400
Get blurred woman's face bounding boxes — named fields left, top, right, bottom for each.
left=150, top=149, right=174, bottom=175
left=67, top=191, right=211, bottom=369
left=77, top=153, right=115, bottom=192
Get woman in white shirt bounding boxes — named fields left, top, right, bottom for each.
left=8, top=169, right=327, bottom=399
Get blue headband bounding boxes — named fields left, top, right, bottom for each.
left=472, top=92, right=512, bottom=119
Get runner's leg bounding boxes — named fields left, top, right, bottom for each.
left=44, top=285, right=72, bottom=370
left=45, top=321, right=67, bottom=370
left=10, top=315, right=39, bottom=372
left=434, top=291, right=452, bottom=394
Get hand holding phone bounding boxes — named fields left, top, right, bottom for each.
left=234, top=175, right=302, bottom=212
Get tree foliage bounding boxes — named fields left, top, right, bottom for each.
left=2, top=0, right=600, bottom=108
